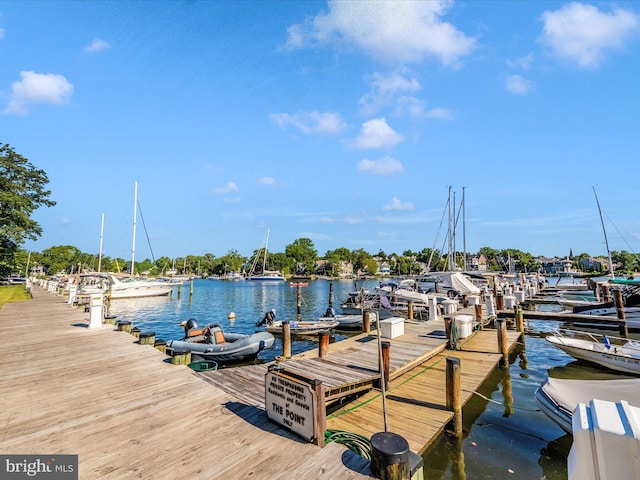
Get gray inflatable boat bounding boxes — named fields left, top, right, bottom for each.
left=167, top=319, right=275, bottom=362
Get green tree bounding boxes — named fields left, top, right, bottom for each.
left=611, top=250, right=639, bottom=275
left=40, top=245, right=82, bottom=275
left=0, top=143, right=55, bottom=277
left=285, top=238, right=318, bottom=274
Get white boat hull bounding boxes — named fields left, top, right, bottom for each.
left=546, top=335, right=640, bottom=375
left=265, top=320, right=340, bottom=336
left=536, top=377, right=640, bottom=434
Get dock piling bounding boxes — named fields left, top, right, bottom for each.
left=380, top=341, right=391, bottom=390
left=497, top=318, right=508, bottom=368
left=282, top=320, right=291, bottom=359
left=370, top=432, right=411, bottom=480
left=318, top=330, right=329, bottom=358
left=446, top=356, right=462, bottom=436
left=139, top=331, right=155, bottom=345
left=362, top=311, right=371, bottom=334
left=614, top=290, right=629, bottom=338
left=329, top=282, right=334, bottom=308
left=117, top=320, right=132, bottom=333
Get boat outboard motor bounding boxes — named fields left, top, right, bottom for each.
left=256, top=309, right=276, bottom=327
left=323, top=307, right=336, bottom=318
left=183, top=318, right=202, bottom=337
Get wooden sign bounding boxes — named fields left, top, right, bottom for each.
left=265, top=366, right=325, bottom=446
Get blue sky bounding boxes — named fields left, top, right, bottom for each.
left=2, top=1, right=639, bottom=262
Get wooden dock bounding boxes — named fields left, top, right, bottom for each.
left=1, top=285, right=522, bottom=478
left=0, top=286, right=370, bottom=479
left=325, top=328, right=521, bottom=455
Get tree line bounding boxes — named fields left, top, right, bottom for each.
left=2, top=143, right=638, bottom=279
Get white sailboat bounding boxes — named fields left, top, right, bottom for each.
left=78, top=182, right=180, bottom=299
left=245, top=228, right=285, bottom=281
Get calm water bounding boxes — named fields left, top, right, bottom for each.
left=105, top=278, right=632, bottom=479
left=106, top=278, right=379, bottom=361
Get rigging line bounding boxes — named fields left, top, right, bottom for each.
left=136, top=200, right=156, bottom=263
left=428, top=194, right=449, bottom=272
left=603, top=210, right=637, bottom=254
left=468, top=390, right=540, bottom=413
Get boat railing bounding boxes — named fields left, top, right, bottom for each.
left=554, top=328, right=629, bottom=348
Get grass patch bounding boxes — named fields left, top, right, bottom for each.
left=0, top=285, right=32, bottom=308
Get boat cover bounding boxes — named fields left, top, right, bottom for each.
left=541, top=377, right=640, bottom=420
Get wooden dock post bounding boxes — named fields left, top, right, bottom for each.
left=318, top=330, right=329, bottom=358
left=189, top=279, right=193, bottom=297
left=170, top=349, right=191, bottom=365
left=131, top=326, right=141, bottom=338
left=446, top=356, right=462, bottom=436
left=117, top=320, right=132, bottom=333
left=380, top=341, right=391, bottom=390
left=329, top=282, right=334, bottom=308
left=497, top=318, right=508, bottom=368
left=407, top=301, right=414, bottom=320
left=312, top=379, right=326, bottom=448
left=515, top=306, right=524, bottom=333
left=154, top=338, right=167, bottom=354
left=282, top=320, right=291, bottom=359
left=138, top=331, right=155, bottom=345
left=474, top=304, right=483, bottom=329
left=297, top=284, right=302, bottom=322
left=444, top=316, right=454, bottom=349
left=496, top=292, right=504, bottom=311
left=362, top=311, right=371, bottom=334
left=370, top=432, right=411, bottom=480
left=614, top=289, right=629, bottom=338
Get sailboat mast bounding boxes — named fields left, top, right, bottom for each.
left=447, top=186, right=454, bottom=271
left=593, top=186, right=614, bottom=278
left=98, top=213, right=104, bottom=273
left=263, top=228, right=270, bottom=272
left=462, top=187, right=467, bottom=272
left=131, top=181, right=138, bottom=275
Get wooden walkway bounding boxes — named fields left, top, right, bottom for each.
left=326, top=328, right=521, bottom=455
left=198, top=321, right=449, bottom=408
left=0, top=286, right=370, bottom=479
left=1, top=285, right=522, bottom=478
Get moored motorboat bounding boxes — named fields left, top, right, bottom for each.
left=535, top=376, right=640, bottom=433
left=319, top=307, right=371, bottom=330
left=77, top=273, right=181, bottom=299
left=167, top=319, right=275, bottom=362
left=545, top=328, right=640, bottom=375
left=258, top=316, right=340, bottom=336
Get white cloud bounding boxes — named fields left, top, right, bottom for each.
left=283, top=0, right=475, bottom=66
left=383, top=197, right=414, bottom=211
left=344, top=216, right=364, bottom=224
left=395, top=97, right=453, bottom=119
left=213, top=181, right=239, bottom=194
left=270, top=110, right=348, bottom=134
left=223, top=197, right=241, bottom=204
left=84, top=38, right=111, bottom=53
left=506, top=75, right=535, bottom=94
left=539, top=3, right=639, bottom=68
left=360, top=72, right=421, bottom=115
left=357, top=156, right=404, bottom=175
left=506, top=53, right=534, bottom=70
left=3, top=71, right=73, bottom=115
left=349, top=118, right=403, bottom=150
left=0, top=28, right=5, bottom=40
left=258, top=177, right=276, bottom=185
